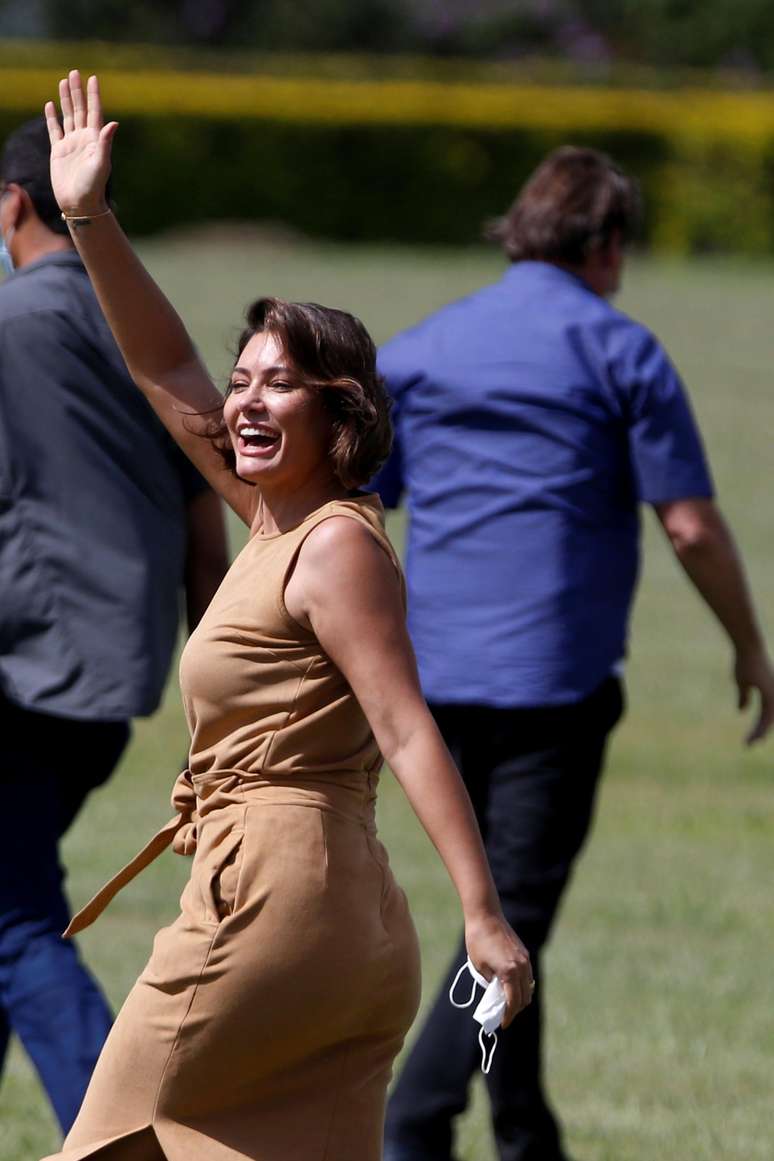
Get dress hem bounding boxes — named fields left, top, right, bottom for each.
left=41, top=1124, right=162, bottom=1160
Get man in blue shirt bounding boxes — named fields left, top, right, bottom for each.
left=0, top=118, right=228, bottom=1135
left=375, top=147, right=774, bottom=1161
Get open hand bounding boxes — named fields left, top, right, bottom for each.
left=45, top=70, right=117, bottom=216
left=465, top=911, right=534, bottom=1027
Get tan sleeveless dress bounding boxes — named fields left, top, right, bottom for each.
left=44, top=494, right=421, bottom=1161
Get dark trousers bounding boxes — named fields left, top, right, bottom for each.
left=385, top=678, right=624, bottom=1161
left=0, top=695, right=129, bottom=1133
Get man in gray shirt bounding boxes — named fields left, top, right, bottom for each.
left=0, top=118, right=228, bottom=1133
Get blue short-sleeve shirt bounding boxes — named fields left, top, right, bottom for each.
left=371, top=261, right=713, bottom=708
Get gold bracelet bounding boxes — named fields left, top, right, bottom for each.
left=60, top=207, right=112, bottom=229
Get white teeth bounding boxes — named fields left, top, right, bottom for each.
left=240, top=426, right=278, bottom=438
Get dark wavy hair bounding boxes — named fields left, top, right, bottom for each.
left=208, top=297, right=393, bottom=490
left=486, top=145, right=641, bottom=265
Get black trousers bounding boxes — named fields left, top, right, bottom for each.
left=0, top=695, right=130, bottom=1132
left=385, top=678, right=624, bottom=1161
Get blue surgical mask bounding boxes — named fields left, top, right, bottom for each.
left=0, top=227, right=14, bottom=277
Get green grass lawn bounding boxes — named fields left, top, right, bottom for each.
left=2, top=234, right=773, bottom=1160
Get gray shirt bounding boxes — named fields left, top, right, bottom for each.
left=0, top=251, right=206, bottom=721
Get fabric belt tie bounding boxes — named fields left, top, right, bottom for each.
left=64, top=770, right=199, bottom=939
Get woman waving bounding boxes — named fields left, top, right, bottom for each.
left=42, top=71, right=533, bottom=1161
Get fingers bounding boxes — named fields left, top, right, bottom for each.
left=746, top=720, right=763, bottom=746
left=69, top=70, right=87, bottom=130
left=501, top=961, right=534, bottom=1027
left=57, top=70, right=96, bottom=133
left=501, top=978, right=516, bottom=1028
left=58, top=76, right=74, bottom=133
left=466, top=920, right=534, bottom=1029
left=738, top=669, right=774, bottom=744
left=48, top=71, right=109, bottom=148
left=519, top=966, right=534, bottom=1017
left=44, top=100, right=63, bottom=143
left=745, top=695, right=774, bottom=745
left=501, top=979, right=528, bottom=1027
left=100, top=121, right=119, bottom=148
left=86, top=74, right=103, bottom=131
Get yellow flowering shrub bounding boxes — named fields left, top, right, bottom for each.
left=3, top=45, right=774, bottom=252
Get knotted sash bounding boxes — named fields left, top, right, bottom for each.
left=64, top=770, right=199, bottom=938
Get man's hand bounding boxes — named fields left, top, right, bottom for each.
left=734, top=646, right=774, bottom=745
left=657, top=499, right=774, bottom=748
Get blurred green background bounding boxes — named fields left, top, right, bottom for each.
left=7, top=5, right=774, bottom=252
left=5, top=1, right=774, bottom=68
left=1, top=234, right=772, bottom=1160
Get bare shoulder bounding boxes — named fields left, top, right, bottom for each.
left=301, top=514, right=389, bottom=568
left=297, top=515, right=400, bottom=599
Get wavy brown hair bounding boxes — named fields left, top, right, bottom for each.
left=206, top=297, right=392, bottom=490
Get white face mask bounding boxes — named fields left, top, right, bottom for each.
left=0, top=228, right=14, bottom=277
left=0, top=186, right=14, bottom=275
left=449, top=957, right=507, bottom=1074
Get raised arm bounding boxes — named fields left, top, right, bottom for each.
left=285, top=517, right=535, bottom=1023
left=45, top=70, right=256, bottom=525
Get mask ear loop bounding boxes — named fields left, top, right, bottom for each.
left=449, top=961, right=477, bottom=1009
left=478, top=1027, right=498, bottom=1074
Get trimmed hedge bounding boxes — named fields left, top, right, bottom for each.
left=4, top=48, right=774, bottom=251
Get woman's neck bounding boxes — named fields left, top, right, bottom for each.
left=253, top=476, right=351, bottom=537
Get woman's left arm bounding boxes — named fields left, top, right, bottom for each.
left=286, top=517, right=534, bottom=1022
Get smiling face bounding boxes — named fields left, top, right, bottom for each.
left=223, top=331, right=335, bottom=491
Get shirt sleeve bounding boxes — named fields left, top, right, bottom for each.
left=615, top=324, right=714, bottom=504
left=369, top=425, right=404, bottom=509
left=368, top=339, right=410, bottom=508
